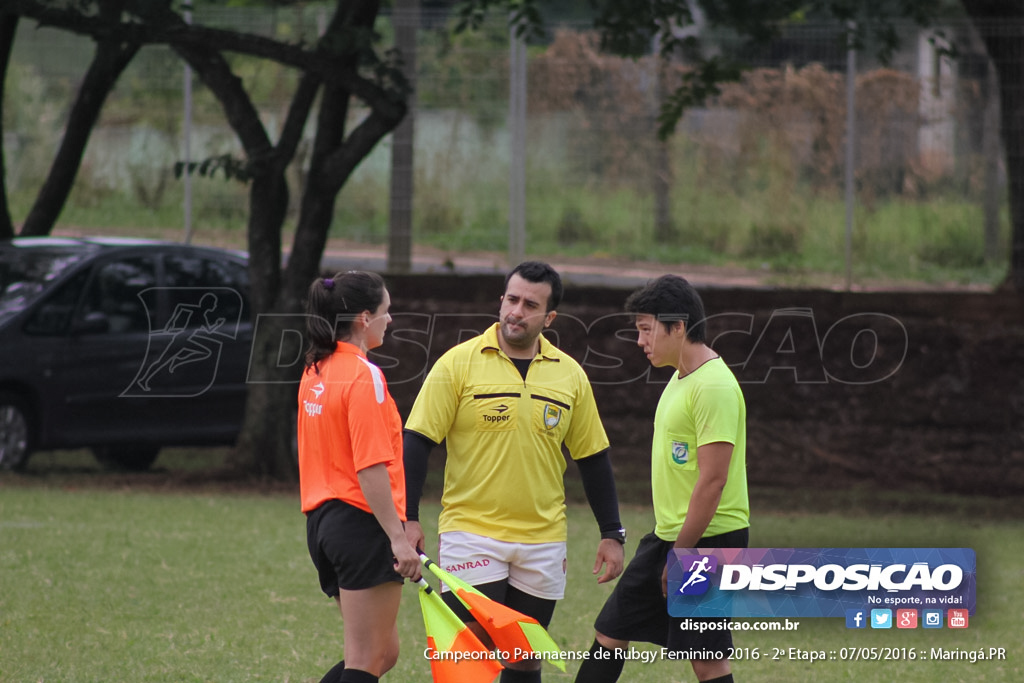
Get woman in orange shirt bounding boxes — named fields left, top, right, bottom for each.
left=298, top=271, right=420, bottom=683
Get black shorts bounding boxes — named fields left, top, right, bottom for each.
left=594, top=527, right=749, bottom=658
left=306, top=499, right=403, bottom=596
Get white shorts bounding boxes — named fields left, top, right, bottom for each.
left=438, top=531, right=567, bottom=600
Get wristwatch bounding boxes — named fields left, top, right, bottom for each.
left=602, top=527, right=627, bottom=545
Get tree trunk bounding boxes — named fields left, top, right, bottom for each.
left=21, top=37, right=139, bottom=236
left=283, top=1, right=405, bottom=292
left=0, top=14, right=17, bottom=239
left=983, top=55, right=1002, bottom=264
left=1, top=0, right=406, bottom=480
left=963, top=6, right=1024, bottom=291
left=169, top=35, right=322, bottom=479
left=995, top=62, right=1024, bottom=291
left=228, top=170, right=301, bottom=481
left=169, top=0, right=404, bottom=480
left=235, top=0, right=409, bottom=481
left=234, top=313, right=305, bottom=479
left=234, top=2, right=406, bottom=480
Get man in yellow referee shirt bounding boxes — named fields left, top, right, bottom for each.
left=404, top=261, right=625, bottom=683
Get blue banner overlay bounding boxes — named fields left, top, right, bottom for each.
left=667, top=548, right=976, bottom=618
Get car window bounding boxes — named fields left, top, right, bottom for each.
left=164, top=254, right=250, bottom=325
left=79, top=256, right=159, bottom=334
left=0, top=250, right=89, bottom=323
left=23, top=269, right=91, bottom=335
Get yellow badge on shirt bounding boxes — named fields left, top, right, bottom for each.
left=543, top=404, right=562, bottom=430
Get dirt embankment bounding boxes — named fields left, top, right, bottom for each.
left=384, top=276, right=1024, bottom=498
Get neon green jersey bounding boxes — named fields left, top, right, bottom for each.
left=652, top=357, right=749, bottom=541
left=406, top=324, right=609, bottom=543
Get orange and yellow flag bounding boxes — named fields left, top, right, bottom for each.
left=421, top=555, right=566, bottom=672
left=417, top=578, right=502, bottom=683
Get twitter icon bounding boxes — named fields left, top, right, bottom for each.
left=870, top=609, right=892, bottom=629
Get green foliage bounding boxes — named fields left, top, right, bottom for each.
left=555, top=204, right=595, bottom=246
left=3, top=5, right=1008, bottom=290
left=657, top=56, right=744, bottom=139
left=455, top=0, right=547, bottom=42
left=174, top=154, right=253, bottom=182
left=919, top=219, right=986, bottom=269
left=416, top=15, right=511, bottom=132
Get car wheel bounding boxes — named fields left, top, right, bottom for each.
left=92, top=445, right=160, bottom=471
left=0, top=392, right=33, bottom=471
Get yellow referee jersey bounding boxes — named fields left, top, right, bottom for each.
left=406, top=323, right=609, bottom=543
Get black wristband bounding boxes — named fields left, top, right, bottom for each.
left=601, top=527, right=627, bottom=544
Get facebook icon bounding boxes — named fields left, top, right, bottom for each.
left=846, top=609, right=867, bottom=629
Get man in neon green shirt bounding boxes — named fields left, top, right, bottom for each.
left=404, top=261, right=626, bottom=683
left=575, top=274, right=749, bottom=683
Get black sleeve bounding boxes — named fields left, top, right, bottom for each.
left=575, top=449, right=623, bottom=536
left=403, top=429, right=438, bottom=522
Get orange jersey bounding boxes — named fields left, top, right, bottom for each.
left=297, top=341, right=406, bottom=517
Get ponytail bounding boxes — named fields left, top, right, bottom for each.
left=303, top=271, right=386, bottom=372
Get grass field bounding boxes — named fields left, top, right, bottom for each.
left=1, top=459, right=1021, bottom=683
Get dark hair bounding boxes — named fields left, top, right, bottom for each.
left=624, top=274, right=707, bottom=343
left=505, top=261, right=563, bottom=311
left=304, top=271, right=386, bottom=370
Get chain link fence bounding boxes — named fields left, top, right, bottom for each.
left=4, top=8, right=1013, bottom=285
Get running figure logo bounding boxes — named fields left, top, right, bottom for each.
left=123, top=288, right=243, bottom=398
left=677, top=554, right=718, bottom=596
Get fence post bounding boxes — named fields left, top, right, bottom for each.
left=844, top=22, right=856, bottom=291
left=388, top=0, right=418, bottom=274
left=508, top=15, right=527, bottom=267
left=182, top=4, right=193, bottom=244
